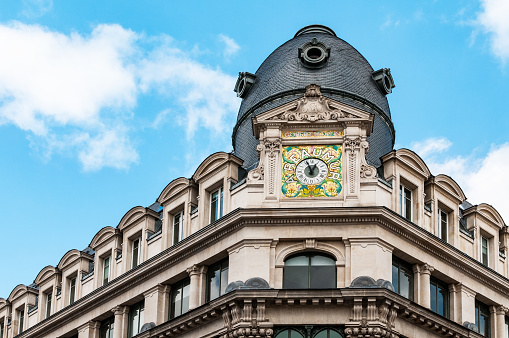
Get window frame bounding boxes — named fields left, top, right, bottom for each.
left=169, top=278, right=191, bottom=319
left=206, top=258, right=229, bottom=302
left=45, top=291, right=52, bottom=319
left=69, top=276, right=77, bottom=304
left=430, top=277, right=449, bottom=318
left=132, top=237, right=141, bottom=269
left=399, top=184, right=412, bottom=221
left=282, top=253, right=337, bottom=289
left=103, top=256, right=111, bottom=286
left=127, top=300, right=144, bottom=338
left=475, top=300, right=491, bottom=337
left=392, top=257, right=414, bottom=301
left=438, top=209, right=448, bottom=242
left=18, top=308, right=24, bottom=334
left=210, top=186, right=224, bottom=223
left=481, top=236, right=489, bottom=266
left=100, top=316, right=115, bottom=338
left=173, top=210, right=185, bottom=245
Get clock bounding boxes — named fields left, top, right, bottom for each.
left=281, top=144, right=342, bottom=198
left=295, top=158, right=329, bottom=185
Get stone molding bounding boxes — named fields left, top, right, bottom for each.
left=274, top=240, right=345, bottom=267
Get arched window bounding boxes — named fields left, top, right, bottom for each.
left=275, top=329, right=304, bottom=338
left=314, top=328, right=343, bottom=338
left=283, top=253, right=336, bottom=289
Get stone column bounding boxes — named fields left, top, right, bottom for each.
left=412, top=265, right=421, bottom=305
left=111, top=306, right=129, bottom=338
left=449, top=283, right=461, bottom=324
left=187, top=265, right=207, bottom=310
left=419, top=264, right=434, bottom=309
left=496, top=306, right=507, bottom=338
left=458, top=284, right=476, bottom=325
left=143, top=284, right=169, bottom=325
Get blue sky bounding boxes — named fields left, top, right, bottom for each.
left=1, top=0, right=509, bottom=298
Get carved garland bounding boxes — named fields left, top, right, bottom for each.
left=344, top=138, right=361, bottom=194
left=264, top=138, right=281, bottom=195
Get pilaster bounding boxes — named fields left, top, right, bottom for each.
left=187, top=264, right=208, bottom=309
left=143, top=284, right=169, bottom=325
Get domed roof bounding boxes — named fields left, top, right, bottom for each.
left=232, top=25, right=395, bottom=169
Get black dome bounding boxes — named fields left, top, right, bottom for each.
left=232, top=25, right=395, bottom=169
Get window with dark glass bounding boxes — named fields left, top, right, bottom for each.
left=505, top=316, right=509, bottom=338
left=173, top=211, right=184, bottom=245
left=392, top=257, right=413, bottom=300
left=100, top=317, right=114, bottom=338
left=128, top=300, right=144, bottom=338
left=69, top=277, right=76, bottom=304
left=210, top=187, right=223, bottom=223
left=400, top=185, right=412, bottom=221
left=275, top=329, right=304, bottom=338
left=170, top=278, right=190, bottom=319
left=283, top=254, right=336, bottom=289
left=207, top=259, right=228, bottom=301
left=45, top=291, right=52, bottom=319
left=132, top=238, right=141, bottom=269
left=481, top=236, right=489, bottom=266
left=314, top=328, right=343, bottom=338
left=0, top=320, right=4, bottom=338
left=438, top=209, right=448, bottom=242
left=430, top=277, right=449, bottom=318
left=475, top=300, right=491, bottom=337
left=103, top=256, right=110, bottom=285
left=18, top=309, right=24, bottom=334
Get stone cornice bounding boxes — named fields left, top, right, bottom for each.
left=17, top=206, right=509, bottom=337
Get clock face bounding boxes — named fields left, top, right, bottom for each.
left=295, top=158, right=329, bottom=185
left=281, top=144, right=342, bottom=198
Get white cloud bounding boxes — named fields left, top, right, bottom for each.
left=413, top=138, right=509, bottom=223
left=21, top=0, right=53, bottom=18
left=476, top=0, right=509, bottom=63
left=218, top=34, right=240, bottom=58
left=0, top=22, right=239, bottom=171
left=411, top=137, right=452, bottom=158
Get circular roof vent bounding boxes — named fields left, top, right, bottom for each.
left=299, top=38, right=330, bottom=69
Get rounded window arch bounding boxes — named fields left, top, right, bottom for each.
left=313, top=328, right=343, bottom=338
left=275, top=329, right=304, bottom=338
left=283, top=253, right=336, bottom=289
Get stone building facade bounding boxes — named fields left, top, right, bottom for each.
left=1, top=25, right=507, bottom=338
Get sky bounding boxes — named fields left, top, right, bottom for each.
left=1, top=0, right=509, bottom=299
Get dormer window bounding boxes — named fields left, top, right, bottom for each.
left=18, top=308, right=24, bottom=334
left=173, top=210, right=184, bottom=245
left=103, top=256, right=111, bottom=285
left=400, top=185, right=412, bottom=221
left=45, top=291, right=52, bottom=318
left=210, top=187, right=223, bottom=223
left=438, top=209, right=448, bottom=242
left=132, top=238, right=141, bottom=269
left=481, top=236, right=489, bottom=266
left=69, top=277, right=76, bottom=304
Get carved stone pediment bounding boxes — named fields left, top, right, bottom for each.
left=251, top=84, right=374, bottom=139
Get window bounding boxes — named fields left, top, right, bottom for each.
left=127, top=300, right=144, bottom=338
left=430, top=277, right=449, bottom=318
left=314, top=329, right=343, bottom=338
left=210, top=187, right=223, bottom=223
left=392, top=257, right=413, bottom=300
left=69, top=277, right=76, bottom=304
left=1, top=320, right=4, bottom=338
left=207, top=259, right=229, bottom=301
left=505, top=316, right=508, bottom=338
left=169, top=278, right=190, bottom=319
left=275, top=329, right=304, bottom=338
left=18, top=309, right=24, bottom=334
left=100, top=317, right=114, bottom=338
left=132, top=237, right=141, bottom=269
left=103, top=256, right=110, bottom=285
left=173, top=211, right=184, bottom=245
left=283, top=254, right=336, bottom=289
left=45, top=291, right=52, bottom=319
left=475, top=300, right=491, bottom=337
left=481, top=236, right=489, bottom=266
left=399, top=185, right=412, bottom=221
left=438, top=209, right=448, bottom=242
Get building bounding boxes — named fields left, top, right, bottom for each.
left=1, top=24, right=508, bottom=338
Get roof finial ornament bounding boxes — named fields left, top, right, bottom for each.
left=305, top=84, right=321, bottom=97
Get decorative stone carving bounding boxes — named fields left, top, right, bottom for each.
left=225, top=277, right=270, bottom=292
left=270, top=84, right=359, bottom=122
left=219, top=299, right=273, bottom=338
left=263, top=138, right=281, bottom=196
left=463, top=321, right=479, bottom=333
left=264, top=138, right=281, bottom=159
left=345, top=297, right=400, bottom=338
left=247, top=165, right=264, bottom=181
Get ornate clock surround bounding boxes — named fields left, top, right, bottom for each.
left=248, top=84, right=377, bottom=206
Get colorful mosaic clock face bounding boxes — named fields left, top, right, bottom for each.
left=281, top=145, right=342, bottom=198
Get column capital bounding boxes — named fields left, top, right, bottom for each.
left=111, top=305, right=129, bottom=316
left=187, top=264, right=207, bottom=276
left=496, top=305, right=508, bottom=315
left=143, top=283, right=167, bottom=298
left=420, top=264, right=434, bottom=275
left=77, top=320, right=98, bottom=333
